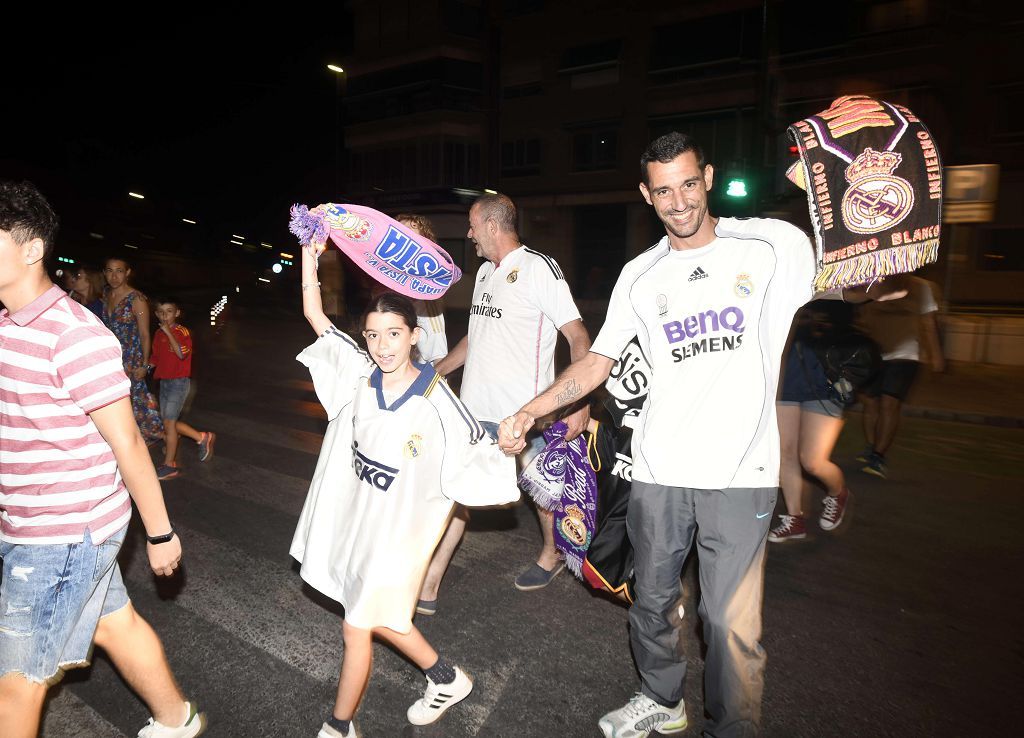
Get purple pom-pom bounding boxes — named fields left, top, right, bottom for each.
left=288, top=203, right=329, bottom=246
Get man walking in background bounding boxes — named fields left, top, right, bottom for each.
left=858, top=274, right=944, bottom=478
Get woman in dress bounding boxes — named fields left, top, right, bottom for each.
left=102, top=257, right=164, bottom=443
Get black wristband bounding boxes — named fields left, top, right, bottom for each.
left=146, top=529, right=175, bottom=545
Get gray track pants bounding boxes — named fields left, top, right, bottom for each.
left=626, top=481, right=776, bottom=738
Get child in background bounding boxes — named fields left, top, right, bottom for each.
left=151, top=298, right=216, bottom=480
left=291, top=242, right=519, bottom=738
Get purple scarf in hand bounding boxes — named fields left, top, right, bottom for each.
left=518, top=421, right=599, bottom=578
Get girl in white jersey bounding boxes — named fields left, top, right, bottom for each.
left=291, top=244, right=518, bottom=738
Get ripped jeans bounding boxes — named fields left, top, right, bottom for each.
left=0, top=525, right=129, bottom=684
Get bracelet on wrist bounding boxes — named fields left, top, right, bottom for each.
left=302, top=282, right=321, bottom=291
left=146, top=529, right=175, bottom=545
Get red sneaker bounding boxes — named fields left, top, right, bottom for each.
left=820, top=487, right=850, bottom=531
left=768, top=514, right=807, bottom=542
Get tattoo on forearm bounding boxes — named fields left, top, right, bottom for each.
left=554, top=378, right=582, bottom=406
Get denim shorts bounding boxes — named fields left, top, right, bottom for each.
left=159, top=377, right=191, bottom=420
left=777, top=398, right=844, bottom=418
left=0, top=525, right=130, bottom=684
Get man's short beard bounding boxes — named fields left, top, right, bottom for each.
left=665, top=222, right=700, bottom=239
left=662, top=207, right=705, bottom=240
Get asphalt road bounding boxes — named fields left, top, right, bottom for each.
left=38, top=308, right=1023, bottom=737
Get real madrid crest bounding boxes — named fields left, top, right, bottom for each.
left=558, top=504, right=592, bottom=549
left=734, top=274, right=754, bottom=298
left=404, top=434, right=423, bottom=459
left=506, top=268, right=519, bottom=284
left=840, top=148, right=915, bottom=235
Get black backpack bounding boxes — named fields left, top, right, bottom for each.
left=813, top=332, right=881, bottom=405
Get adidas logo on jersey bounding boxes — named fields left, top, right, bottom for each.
left=688, top=267, right=709, bottom=282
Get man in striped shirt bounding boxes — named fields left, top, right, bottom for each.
left=0, top=181, right=204, bottom=738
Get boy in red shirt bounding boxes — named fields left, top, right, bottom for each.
left=151, top=298, right=215, bottom=479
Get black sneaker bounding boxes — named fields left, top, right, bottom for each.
left=861, top=452, right=887, bottom=479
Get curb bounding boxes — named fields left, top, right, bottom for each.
left=901, top=405, right=1024, bottom=429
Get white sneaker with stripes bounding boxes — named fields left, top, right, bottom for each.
left=406, top=666, right=473, bottom=725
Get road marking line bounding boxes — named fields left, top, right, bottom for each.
left=180, top=454, right=310, bottom=516
left=122, top=524, right=346, bottom=684
left=41, top=688, right=128, bottom=738
left=188, top=408, right=325, bottom=455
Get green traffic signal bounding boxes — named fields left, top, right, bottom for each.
left=726, top=179, right=748, bottom=198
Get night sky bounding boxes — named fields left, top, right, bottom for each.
left=3, top=15, right=353, bottom=255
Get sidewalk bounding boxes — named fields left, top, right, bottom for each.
left=889, top=360, right=1024, bottom=428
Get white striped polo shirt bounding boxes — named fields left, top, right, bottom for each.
left=0, top=285, right=132, bottom=544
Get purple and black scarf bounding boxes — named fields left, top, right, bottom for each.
left=518, top=421, right=598, bottom=579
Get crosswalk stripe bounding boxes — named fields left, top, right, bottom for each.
left=187, top=407, right=325, bottom=455
left=460, top=658, right=520, bottom=736
left=41, top=688, right=128, bottom=738
left=177, top=453, right=310, bottom=517
left=121, top=524, right=345, bottom=684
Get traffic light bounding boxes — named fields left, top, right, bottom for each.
left=724, top=160, right=749, bottom=199
left=725, top=179, right=748, bottom=198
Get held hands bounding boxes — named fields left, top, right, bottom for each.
left=146, top=534, right=182, bottom=577
left=132, top=366, right=148, bottom=380
left=498, top=412, right=536, bottom=456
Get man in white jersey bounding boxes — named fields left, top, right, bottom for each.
left=500, top=133, right=899, bottom=737
left=418, top=193, right=591, bottom=606
left=0, top=181, right=204, bottom=738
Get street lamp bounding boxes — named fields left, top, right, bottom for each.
left=328, top=64, right=346, bottom=197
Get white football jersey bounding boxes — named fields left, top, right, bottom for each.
left=461, top=246, right=582, bottom=422
left=591, top=218, right=815, bottom=489
left=291, top=326, right=519, bottom=633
